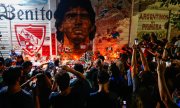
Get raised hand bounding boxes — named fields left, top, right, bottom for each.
left=157, top=58, right=166, bottom=74
left=62, top=65, right=72, bottom=72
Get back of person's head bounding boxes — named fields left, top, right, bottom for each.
left=2, top=67, right=22, bottom=86
left=97, top=70, right=110, bottom=84
left=0, top=61, right=3, bottom=67
left=95, top=59, right=103, bottom=68
left=36, top=73, right=51, bottom=92
left=142, top=33, right=150, bottom=41
left=150, top=32, right=157, bottom=41
left=16, top=55, right=24, bottom=61
left=0, top=61, right=4, bottom=74
left=102, top=62, right=109, bottom=70
left=54, top=0, right=96, bottom=42
left=110, top=63, right=120, bottom=78
left=47, top=62, right=55, bottom=69
left=4, top=58, right=12, bottom=67
left=0, top=57, right=5, bottom=65
left=22, top=61, right=32, bottom=69
left=55, top=70, right=70, bottom=91
left=119, top=53, right=128, bottom=61
left=54, top=59, right=60, bottom=67
left=73, top=63, right=84, bottom=73
left=98, top=55, right=105, bottom=62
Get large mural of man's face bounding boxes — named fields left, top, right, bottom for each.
left=55, top=0, right=131, bottom=60
left=59, top=7, right=92, bottom=46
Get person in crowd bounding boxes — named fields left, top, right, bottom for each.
left=156, top=58, right=179, bottom=108
left=115, top=53, right=129, bottom=76
left=87, top=69, right=120, bottom=108
left=4, top=58, right=13, bottom=67
left=21, top=61, right=33, bottom=85
left=9, top=49, right=18, bottom=60
left=49, top=65, right=87, bottom=108
left=109, top=62, right=128, bottom=104
left=85, top=58, right=103, bottom=92
left=70, top=63, right=91, bottom=107
left=54, top=0, right=96, bottom=59
left=16, top=55, right=24, bottom=66
left=130, top=44, right=158, bottom=108
left=160, top=43, right=180, bottom=107
left=0, top=67, right=34, bottom=108
left=33, top=72, right=52, bottom=108
left=139, top=33, right=150, bottom=48
left=163, top=42, right=174, bottom=61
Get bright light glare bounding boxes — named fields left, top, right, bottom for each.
left=0, top=0, right=22, bottom=4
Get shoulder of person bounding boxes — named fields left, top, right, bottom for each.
left=90, top=67, right=98, bottom=72
left=90, top=91, right=99, bottom=97
left=49, top=92, right=60, bottom=99
left=0, top=86, right=8, bottom=94
left=21, top=89, right=32, bottom=95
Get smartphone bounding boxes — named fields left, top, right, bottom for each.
left=166, top=61, right=171, bottom=67
left=134, top=38, right=139, bottom=45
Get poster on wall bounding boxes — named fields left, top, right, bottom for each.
left=56, top=0, right=131, bottom=60
left=15, top=24, right=46, bottom=56
left=137, top=10, right=169, bottom=41
left=0, top=0, right=54, bottom=58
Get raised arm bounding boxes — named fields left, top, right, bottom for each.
left=131, top=45, right=139, bottom=93
left=157, top=59, right=178, bottom=108
left=131, top=45, right=137, bottom=69
left=62, top=65, right=86, bottom=80
left=139, top=46, right=150, bottom=72
left=162, top=43, right=170, bottom=60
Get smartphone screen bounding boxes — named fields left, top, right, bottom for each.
left=134, top=38, right=138, bottom=45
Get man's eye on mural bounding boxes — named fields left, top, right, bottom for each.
left=65, top=13, right=76, bottom=19
left=65, top=13, right=90, bottom=20
left=80, top=14, right=90, bottom=19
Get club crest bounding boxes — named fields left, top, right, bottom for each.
left=15, top=24, right=46, bottom=56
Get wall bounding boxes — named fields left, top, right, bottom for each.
left=0, top=0, right=56, bottom=59
left=130, top=1, right=180, bottom=45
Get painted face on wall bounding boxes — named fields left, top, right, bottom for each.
left=59, top=7, right=92, bottom=45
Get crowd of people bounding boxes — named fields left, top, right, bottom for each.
left=0, top=34, right=179, bottom=108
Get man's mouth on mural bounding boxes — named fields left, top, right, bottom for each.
left=72, top=38, right=84, bottom=44
left=74, top=30, right=83, bottom=34
left=73, top=28, right=84, bottom=35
